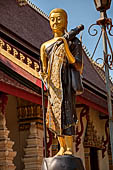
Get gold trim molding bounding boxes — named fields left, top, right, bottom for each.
left=17, top=98, right=43, bottom=131
left=0, top=39, right=40, bottom=79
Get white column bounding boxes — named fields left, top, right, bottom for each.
left=0, top=112, right=16, bottom=170
left=23, top=122, right=43, bottom=170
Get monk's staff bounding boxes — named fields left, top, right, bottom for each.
left=40, top=61, right=47, bottom=158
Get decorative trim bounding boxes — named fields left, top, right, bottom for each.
left=0, top=39, right=40, bottom=79
left=76, top=105, right=89, bottom=152
left=84, top=118, right=104, bottom=149
left=17, top=98, right=43, bottom=131
left=102, top=119, right=109, bottom=158
left=19, top=121, right=43, bottom=131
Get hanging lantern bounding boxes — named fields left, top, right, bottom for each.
left=94, top=0, right=112, bottom=11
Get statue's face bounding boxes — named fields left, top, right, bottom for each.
left=50, top=12, right=66, bottom=33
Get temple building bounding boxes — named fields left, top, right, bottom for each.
left=0, top=0, right=113, bottom=170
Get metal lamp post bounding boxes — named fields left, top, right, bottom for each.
left=89, top=0, right=113, bottom=164
left=94, top=0, right=112, bottom=11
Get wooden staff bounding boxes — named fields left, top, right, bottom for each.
left=40, top=61, right=47, bottom=157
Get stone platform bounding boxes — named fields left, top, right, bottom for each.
left=42, top=155, right=85, bottom=170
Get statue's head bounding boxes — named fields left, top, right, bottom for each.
left=49, top=8, right=68, bottom=33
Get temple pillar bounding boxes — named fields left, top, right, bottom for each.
left=0, top=93, right=16, bottom=170
left=84, top=147, right=91, bottom=170
left=23, top=122, right=43, bottom=170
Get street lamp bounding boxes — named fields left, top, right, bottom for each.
left=89, top=0, right=113, bottom=164
left=94, top=0, right=112, bottom=11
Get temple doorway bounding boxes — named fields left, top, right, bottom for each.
left=90, top=147, right=99, bottom=170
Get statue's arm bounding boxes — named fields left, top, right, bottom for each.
left=40, top=43, right=47, bottom=73
left=53, top=37, right=76, bottom=64
left=63, top=39, right=76, bottom=64
left=54, top=37, right=83, bottom=74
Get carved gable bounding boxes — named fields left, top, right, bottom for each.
left=84, top=118, right=104, bottom=149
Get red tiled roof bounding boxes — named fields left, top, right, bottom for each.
left=82, top=50, right=113, bottom=97
left=83, top=51, right=107, bottom=94
left=91, top=59, right=113, bottom=93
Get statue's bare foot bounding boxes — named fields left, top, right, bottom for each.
left=55, top=147, right=65, bottom=156
left=64, top=148, right=73, bottom=155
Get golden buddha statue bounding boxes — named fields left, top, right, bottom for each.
left=40, top=8, right=83, bottom=156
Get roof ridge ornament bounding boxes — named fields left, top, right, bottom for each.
left=82, top=44, right=91, bottom=58
left=17, top=0, right=28, bottom=6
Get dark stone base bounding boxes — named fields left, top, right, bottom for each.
left=42, top=155, right=85, bottom=170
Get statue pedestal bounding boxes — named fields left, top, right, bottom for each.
left=42, top=155, right=85, bottom=170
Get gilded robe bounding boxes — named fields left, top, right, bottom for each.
left=45, top=37, right=83, bottom=136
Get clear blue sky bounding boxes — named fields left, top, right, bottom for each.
left=30, top=0, right=113, bottom=77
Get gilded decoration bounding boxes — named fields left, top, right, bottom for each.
left=46, top=43, right=65, bottom=135
left=17, top=98, right=43, bottom=130
left=84, top=118, right=104, bottom=149
left=17, top=0, right=27, bottom=6
left=0, top=39, right=40, bottom=79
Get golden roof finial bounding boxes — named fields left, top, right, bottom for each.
left=17, top=0, right=27, bottom=6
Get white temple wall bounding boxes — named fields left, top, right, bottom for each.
left=74, top=106, right=110, bottom=170
left=98, top=150, right=109, bottom=170
left=75, top=106, right=88, bottom=167
left=90, top=108, right=109, bottom=170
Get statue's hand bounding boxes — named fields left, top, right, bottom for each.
left=55, top=37, right=76, bottom=64
left=54, top=37, right=67, bottom=45
left=54, top=37, right=75, bottom=64
left=39, top=71, right=48, bottom=82
left=54, top=37, right=69, bottom=52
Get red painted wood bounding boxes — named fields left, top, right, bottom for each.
left=0, top=81, right=43, bottom=105
left=0, top=54, right=38, bottom=85
left=0, top=54, right=108, bottom=114
left=0, top=54, right=46, bottom=90
left=0, top=80, right=107, bottom=114
left=77, top=96, right=108, bottom=115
